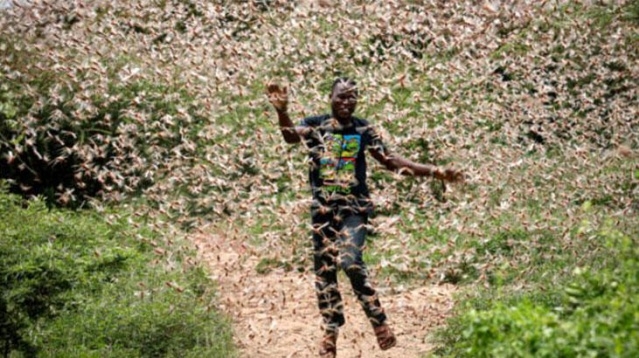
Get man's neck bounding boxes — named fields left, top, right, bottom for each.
left=333, top=115, right=353, bottom=127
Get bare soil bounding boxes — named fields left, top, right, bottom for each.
left=191, top=233, right=457, bottom=358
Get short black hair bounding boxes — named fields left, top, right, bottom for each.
left=331, top=77, right=358, bottom=94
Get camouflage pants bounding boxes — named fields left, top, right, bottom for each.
left=311, top=209, right=387, bottom=332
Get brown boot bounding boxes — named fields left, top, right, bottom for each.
left=374, top=323, right=397, bottom=351
left=319, top=330, right=338, bottom=357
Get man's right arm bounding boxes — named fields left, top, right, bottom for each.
left=275, top=108, right=310, bottom=144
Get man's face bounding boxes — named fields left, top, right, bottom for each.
left=331, top=82, right=358, bottom=121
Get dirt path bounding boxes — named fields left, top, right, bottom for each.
left=191, top=233, right=457, bottom=358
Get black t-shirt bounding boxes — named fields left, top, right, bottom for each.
left=299, top=114, right=387, bottom=210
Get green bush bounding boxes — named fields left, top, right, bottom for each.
left=434, top=230, right=639, bottom=358
left=0, top=3, right=208, bottom=208
left=0, top=56, right=204, bottom=208
left=0, top=186, right=235, bottom=357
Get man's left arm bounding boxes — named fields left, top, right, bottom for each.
left=366, top=127, right=464, bottom=183
left=369, top=148, right=461, bottom=181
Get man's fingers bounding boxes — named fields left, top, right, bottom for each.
left=266, top=84, right=288, bottom=101
left=266, top=84, right=280, bottom=99
left=266, top=83, right=280, bottom=94
left=265, top=83, right=289, bottom=110
left=443, top=168, right=464, bottom=183
left=452, top=169, right=465, bottom=183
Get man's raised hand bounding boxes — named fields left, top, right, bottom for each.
left=266, top=83, right=289, bottom=112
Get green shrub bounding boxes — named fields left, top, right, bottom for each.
left=0, top=187, right=235, bottom=357
left=434, top=229, right=639, bottom=358
left=0, top=3, right=208, bottom=208
left=0, top=54, right=204, bottom=208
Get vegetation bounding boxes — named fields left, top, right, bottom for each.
left=435, top=219, right=639, bottom=357
left=0, top=0, right=637, bottom=357
left=0, top=186, right=235, bottom=357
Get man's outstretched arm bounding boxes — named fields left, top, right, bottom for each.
left=369, top=147, right=464, bottom=183
left=266, top=83, right=310, bottom=144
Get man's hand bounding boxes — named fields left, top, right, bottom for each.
left=436, top=167, right=465, bottom=183
left=266, top=83, right=288, bottom=112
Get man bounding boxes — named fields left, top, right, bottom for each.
left=266, top=78, right=463, bottom=357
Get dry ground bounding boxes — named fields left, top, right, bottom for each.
left=191, top=232, right=457, bottom=358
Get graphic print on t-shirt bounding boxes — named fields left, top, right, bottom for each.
left=319, top=133, right=361, bottom=193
